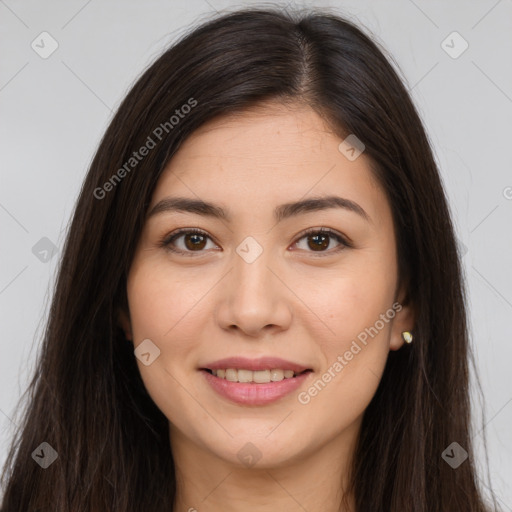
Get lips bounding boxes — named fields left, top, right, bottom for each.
left=201, top=356, right=311, bottom=373
left=199, top=356, right=313, bottom=405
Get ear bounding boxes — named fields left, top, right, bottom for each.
left=117, top=307, right=133, bottom=341
left=389, top=286, right=415, bottom=351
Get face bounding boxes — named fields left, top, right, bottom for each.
left=122, top=102, right=414, bottom=470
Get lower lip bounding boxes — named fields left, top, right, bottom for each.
left=201, top=370, right=312, bottom=406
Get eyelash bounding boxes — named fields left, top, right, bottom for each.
left=159, top=227, right=351, bottom=257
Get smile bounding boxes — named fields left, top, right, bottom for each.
left=201, top=368, right=313, bottom=405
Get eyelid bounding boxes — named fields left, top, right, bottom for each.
left=160, top=226, right=351, bottom=256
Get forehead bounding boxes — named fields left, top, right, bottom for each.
left=150, top=103, right=389, bottom=229
left=174, top=103, right=342, bottom=166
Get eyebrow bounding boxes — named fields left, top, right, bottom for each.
left=147, top=195, right=371, bottom=223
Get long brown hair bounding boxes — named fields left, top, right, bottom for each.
left=1, top=6, right=499, bottom=511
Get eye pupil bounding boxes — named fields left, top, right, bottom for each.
left=308, top=233, right=329, bottom=251
left=185, top=233, right=207, bottom=250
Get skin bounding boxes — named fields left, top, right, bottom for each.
left=120, top=101, right=415, bottom=512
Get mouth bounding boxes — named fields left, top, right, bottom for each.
left=199, top=358, right=313, bottom=405
left=201, top=367, right=312, bottom=383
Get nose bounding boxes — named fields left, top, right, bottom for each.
left=214, top=246, right=293, bottom=338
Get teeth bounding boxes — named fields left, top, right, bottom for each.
left=253, top=370, right=270, bottom=383
left=225, top=369, right=238, bottom=382
left=238, top=369, right=253, bottom=383
left=210, top=368, right=300, bottom=383
left=270, top=369, right=284, bottom=381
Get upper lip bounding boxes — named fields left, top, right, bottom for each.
left=201, top=356, right=311, bottom=373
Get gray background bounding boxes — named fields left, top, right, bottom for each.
left=1, top=0, right=511, bottom=507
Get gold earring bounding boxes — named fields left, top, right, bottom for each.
left=402, top=331, right=413, bottom=344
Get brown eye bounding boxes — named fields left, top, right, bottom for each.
left=293, top=228, right=349, bottom=255
left=161, top=228, right=218, bottom=255
left=183, top=232, right=207, bottom=250
left=307, top=232, right=330, bottom=251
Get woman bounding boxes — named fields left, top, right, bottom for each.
left=0, top=6, right=499, bottom=511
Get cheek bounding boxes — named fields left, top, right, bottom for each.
left=127, top=258, right=205, bottom=339
left=126, top=264, right=213, bottom=428
left=126, top=262, right=213, bottom=378
left=313, top=265, right=395, bottom=344
left=304, top=251, right=397, bottom=402
left=298, top=274, right=393, bottom=426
